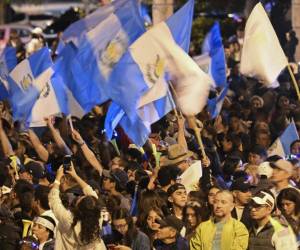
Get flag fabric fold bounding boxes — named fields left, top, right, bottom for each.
left=207, top=85, right=228, bottom=119
left=56, top=42, right=101, bottom=118
left=240, top=2, right=288, bottom=85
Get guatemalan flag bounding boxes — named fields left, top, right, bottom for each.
left=73, top=0, right=146, bottom=104
left=7, top=47, right=68, bottom=126
left=0, top=46, right=17, bottom=100
left=27, top=60, right=69, bottom=127
left=105, top=0, right=207, bottom=146
left=107, top=0, right=211, bottom=123
left=62, top=0, right=130, bottom=46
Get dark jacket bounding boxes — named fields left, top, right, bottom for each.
left=231, top=205, right=253, bottom=230
left=154, top=235, right=189, bottom=250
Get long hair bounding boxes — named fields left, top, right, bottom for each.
left=112, top=208, right=138, bottom=247
left=277, top=188, right=300, bottom=216
left=277, top=188, right=300, bottom=235
left=72, top=196, right=101, bottom=245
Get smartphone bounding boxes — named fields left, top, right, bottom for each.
left=63, top=155, right=72, bottom=173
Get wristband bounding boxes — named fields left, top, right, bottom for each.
left=54, top=180, right=60, bottom=185
left=78, top=141, right=85, bottom=147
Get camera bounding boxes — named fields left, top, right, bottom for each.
left=63, top=155, right=72, bottom=173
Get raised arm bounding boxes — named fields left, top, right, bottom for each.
left=66, top=163, right=98, bottom=198
left=28, top=129, right=49, bottom=162
left=71, top=129, right=103, bottom=176
left=177, top=116, right=188, bottom=150
left=0, top=118, right=14, bottom=157
left=46, top=116, right=72, bottom=155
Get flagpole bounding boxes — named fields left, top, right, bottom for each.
left=168, top=81, right=183, bottom=118
left=186, top=116, right=207, bottom=159
left=168, top=81, right=207, bottom=159
left=287, top=64, right=300, bottom=101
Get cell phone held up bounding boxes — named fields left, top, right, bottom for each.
left=63, top=155, right=72, bottom=173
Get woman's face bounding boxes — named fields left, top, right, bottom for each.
left=147, top=210, right=161, bottom=231
left=186, top=207, right=197, bottom=227
left=32, top=222, right=49, bottom=242
left=113, top=218, right=128, bottom=236
left=281, top=199, right=296, bottom=217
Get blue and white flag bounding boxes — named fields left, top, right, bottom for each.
left=105, top=0, right=197, bottom=145
left=74, top=0, right=146, bottom=105
left=108, top=0, right=211, bottom=121
left=62, top=0, right=129, bottom=46
left=7, top=47, right=53, bottom=122
left=207, top=85, right=228, bottom=119
left=27, top=61, right=69, bottom=127
left=56, top=42, right=101, bottom=118
left=0, top=46, right=17, bottom=100
left=202, top=22, right=227, bottom=88
left=106, top=92, right=175, bottom=146
left=268, top=120, right=299, bottom=158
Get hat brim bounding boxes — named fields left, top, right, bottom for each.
left=160, top=151, right=194, bottom=167
left=251, top=197, right=266, bottom=205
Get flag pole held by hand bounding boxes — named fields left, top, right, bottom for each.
left=187, top=116, right=206, bottom=159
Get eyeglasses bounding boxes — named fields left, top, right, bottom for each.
left=113, top=223, right=128, bottom=230
left=249, top=204, right=268, bottom=210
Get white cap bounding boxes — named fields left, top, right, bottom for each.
left=252, top=191, right=275, bottom=209
left=258, top=162, right=273, bottom=178
left=32, top=27, right=43, bottom=35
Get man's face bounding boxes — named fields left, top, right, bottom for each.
left=291, top=142, right=300, bottom=155
left=229, top=117, right=240, bottom=131
left=250, top=203, right=272, bottom=220
left=271, top=168, right=290, bottom=183
left=213, top=192, right=234, bottom=219
left=156, top=226, right=176, bottom=241
left=112, top=218, right=128, bottom=236
left=102, top=177, right=115, bottom=191
left=208, top=187, right=220, bottom=205
left=169, top=188, right=187, bottom=208
left=248, top=153, right=263, bottom=165
left=19, top=171, right=33, bottom=183
left=222, top=138, right=232, bottom=153
left=255, top=133, right=270, bottom=149
left=233, top=190, right=252, bottom=206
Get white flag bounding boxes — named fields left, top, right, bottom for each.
left=240, top=3, right=288, bottom=85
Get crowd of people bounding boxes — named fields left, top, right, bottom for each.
left=0, top=11, right=300, bottom=250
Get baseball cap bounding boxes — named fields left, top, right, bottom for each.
left=167, top=183, right=186, bottom=196
left=258, top=162, right=273, bottom=178
left=157, top=215, right=184, bottom=232
left=230, top=179, right=252, bottom=192
left=251, top=191, right=275, bottom=209
left=19, top=161, right=46, bottom=179
left=103, top=169, right=128, bottom=191
left=270, top=159, right=294, bottom=175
